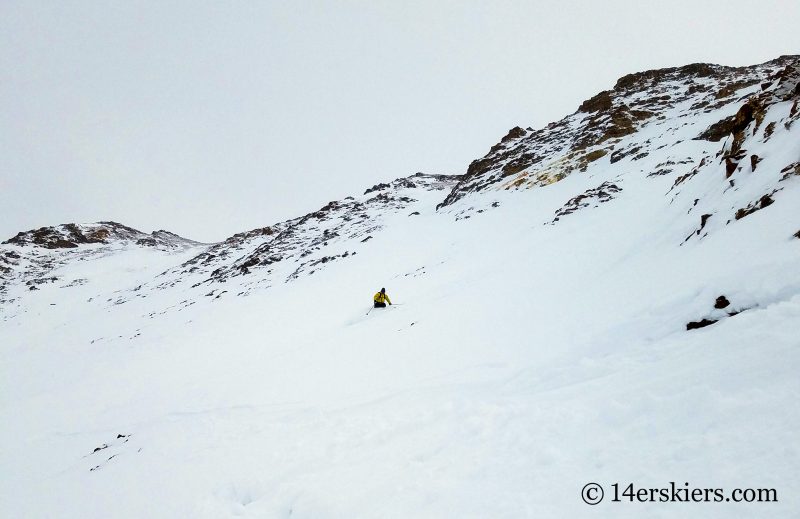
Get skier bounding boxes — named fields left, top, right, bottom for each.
left=373, top=287, right=392, bottom=308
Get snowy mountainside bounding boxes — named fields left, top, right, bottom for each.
left=151, top=173, right=458, bottom=292
left=0, top=174, right=458, bottom=320
left=1, top=57, right=800, bottom=518
left=0, top=222, right=204, bottom=313
left=440, top=55, right=799, bottom=217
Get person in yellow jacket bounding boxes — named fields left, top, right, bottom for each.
left=373, top=287, right=392, bottom=308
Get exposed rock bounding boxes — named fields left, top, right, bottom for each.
left=699, top=214, right=712, bottom=232
left=714, top=79, right=759, bottom=99
left=735, top=194, right=775, bottom=220
left=714, top=296, right=731, bottom=309
left=725, top=157, right=738, bottom=178
left=578, top=90, right=613, bottom=113
left=588, top=106, right=640, bottom=145
left=763, top=121, right=777, bottom=140
left=364, top=182, right=391, bottom=195
left=4, top=225, right=103, bottom=249
left=610, top=144, right=642, bottom=164
left=780, top=162, right=800, bottom=181
left=686, top=318, right=718, bottom=330
left=584, top=149, right=608, bottom=163
left=136, top=238, right=158, bottom=247
left=550, top=182, right=621, bottom=223
left=501, top=126, right=527, bottom=142
left=687, top=83, right=709, bottom=95
left=615, top=63, right=717, bottom=91
left=696, top=101, right=756, bottom=142
left=750, top=154, right=761, bottom=172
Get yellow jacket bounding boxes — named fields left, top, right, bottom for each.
left=373, top=291, right=391, bottom=304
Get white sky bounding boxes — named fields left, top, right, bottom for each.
left=2, top=1, right=798, bottom=242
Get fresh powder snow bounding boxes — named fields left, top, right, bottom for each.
left=1, top=56, right=799, bottom=518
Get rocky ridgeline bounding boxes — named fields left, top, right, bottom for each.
left=0, top=174, right=459, bottom=306
left=2, top=222, right=201, bottom=250
left=437, top=55, right=800, bottom=208
left=147, top=173, right=457, bottom=297
left=0, top=222, right=204, bottom=304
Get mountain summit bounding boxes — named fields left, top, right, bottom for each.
left=439, top=55, right=799, bottom=207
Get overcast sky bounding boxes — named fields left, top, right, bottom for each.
left=1, top=1, right=798, bottom=242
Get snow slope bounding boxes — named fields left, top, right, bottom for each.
left=1, top=57, right=799, bottom=518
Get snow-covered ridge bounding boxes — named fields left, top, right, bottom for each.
left=147, top=172, right=459, bottom=295
left=438, top=54, right=799, bottom=209
left=2, top=221, right=203, bottom=249
left=0, top=222, right=204, bottom=309
left=0, top=173, right=459, bottom=316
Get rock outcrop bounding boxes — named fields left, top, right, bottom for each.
left=3, top=222, right=200, bottom=250
left=437, top=55, right=799, bottom=209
